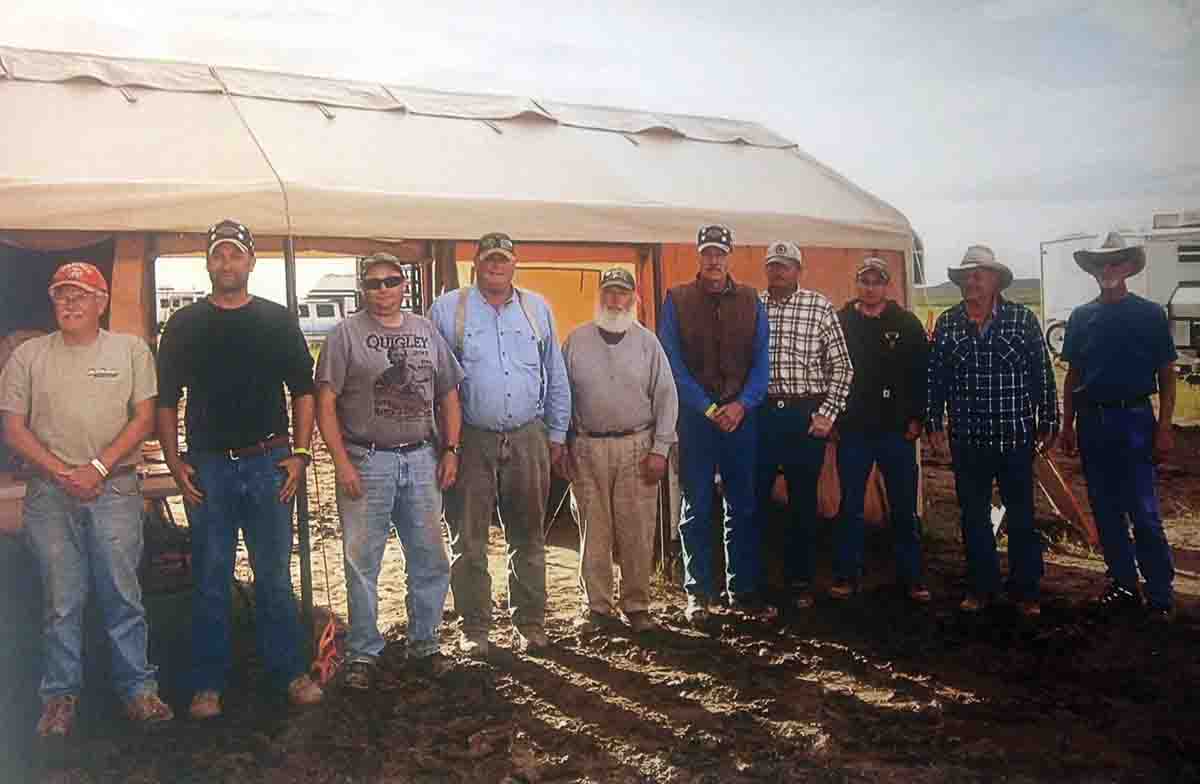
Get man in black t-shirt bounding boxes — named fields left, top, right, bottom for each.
left=156, top=219, right=323, bottom=720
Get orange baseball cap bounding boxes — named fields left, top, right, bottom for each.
left=48, top=262, right=109, bottom=296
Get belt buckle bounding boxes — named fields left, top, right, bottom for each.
left=776, top=399, right=785, bottom=409
left=226, top=448, right=239, bottom=461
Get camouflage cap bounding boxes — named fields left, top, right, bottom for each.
left=476, top=232, right=516, bottom=262
left=599, top=267, right=635, bottom=291
left=856, top=257, right=891, bottom=282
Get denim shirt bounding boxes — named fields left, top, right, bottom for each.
left=429, top=286, right=570, bottom=443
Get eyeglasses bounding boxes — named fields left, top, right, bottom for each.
left=50, top=289, right=98, bottom=304
left=362, top=275, right=406, bottom=291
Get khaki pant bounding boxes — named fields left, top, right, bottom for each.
left=571, top=430, right=658, bottom=615
left=444, top=420, right=550, bottom=632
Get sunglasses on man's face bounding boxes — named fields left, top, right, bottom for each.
left=362, top=275, right=406, bottom=291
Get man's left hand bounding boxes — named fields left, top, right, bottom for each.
left=1035, top=427, right=1057, bottom=454
left=641, top=453, right=668, bottom=485
left=276, top=455, right=307, bottom=503
left=714, top=401, right=746, bottom=433
left=437, top=453, right=459, bottom=490
left=808, top=414, right=834, bottom=439
left=1153, top=425, right=1174, bottom=464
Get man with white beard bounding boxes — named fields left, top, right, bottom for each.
left=562, top=268, right=679, bottom=633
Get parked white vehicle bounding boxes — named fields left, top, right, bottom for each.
left=1039, top=210, right=1200, bottom=372
left=296, top=299, right=344, bottom=337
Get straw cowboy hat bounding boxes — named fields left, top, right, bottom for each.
left=1073, top=231, right=1146, bottom=277
left=947, top=245, right=1013, bottom=290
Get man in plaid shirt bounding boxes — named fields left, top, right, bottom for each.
left=754, top=240, right=853, bottom=610
left=927, top=245, right=1058, bottom=617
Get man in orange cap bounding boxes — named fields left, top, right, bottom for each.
left=0, top=262, right=172, bottom=737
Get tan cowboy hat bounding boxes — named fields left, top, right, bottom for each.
left=1073, top=231, right=1146, bottom=277
left=947, top=245, right=1013, bottom=290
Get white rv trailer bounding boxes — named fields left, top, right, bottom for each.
left=1039, top=209, right=1200, bottom=372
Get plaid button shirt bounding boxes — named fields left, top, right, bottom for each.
left=927, top=299, right=1059, bottom=451
left=760, top=288, right=854, bottom=421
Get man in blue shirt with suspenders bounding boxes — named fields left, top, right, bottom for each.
left=429, top=232, right=571, bottom=657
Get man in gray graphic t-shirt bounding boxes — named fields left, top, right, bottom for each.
left=315, top=253, right=464, bottom=688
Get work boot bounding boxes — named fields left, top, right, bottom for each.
left=1095, top=581, right=1142, bottom=615
left=684, top=594, right=711, bottom=626
left=828, top=580, right=858, bottom=601
left=124, top=690, right=174, bottom=724
left=626, top=611, right=659, bottom=634
left=513, top=625, right=551, bottom=655
left=342, top=660, right=375, bottom=691
left=36, top=694, right=78, bottom=738
left=458, top=630, right=489, bottom=659
left=727, top=592, right=779, bottom=621
left=791, top=583, right=816, bottom=610
left=574, top=609, right=621, bottom=634
left=959, top=594, right=990, bottom=613
left=905, top=583, right=932, bottom=604
left=287, top=674, right=324, bottom=707
left=188, top=690, right=222, bottom=720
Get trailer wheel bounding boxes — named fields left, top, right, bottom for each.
left=1045, top=321, right=1067, bottom=357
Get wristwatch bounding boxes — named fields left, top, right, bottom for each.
left=292, top=447, right=313, bottom=466
left=443, top=443, right=462, bottom=457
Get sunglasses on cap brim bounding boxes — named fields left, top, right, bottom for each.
left=362, top=275, right=406, bottom=291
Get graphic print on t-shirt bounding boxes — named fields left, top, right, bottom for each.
left=369, top=333, right=434, bottom=423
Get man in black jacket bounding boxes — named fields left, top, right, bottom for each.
left=832, top=257, right=930, bottom=602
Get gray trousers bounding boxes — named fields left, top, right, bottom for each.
left=445, top=420, right=550, bottom=632
left=571, top=431, right=658, bottom=615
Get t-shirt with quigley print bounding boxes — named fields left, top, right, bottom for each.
left=315, top=311, right=464, bottom=446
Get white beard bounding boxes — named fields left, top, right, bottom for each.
left=594, top=304, right=637, bottom=333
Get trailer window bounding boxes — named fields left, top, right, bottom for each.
left=298, top=304, right=310, bottom=317
left=1180, top=245, right=1200, bottom=264
left=316, top=303, right=336, bottom=318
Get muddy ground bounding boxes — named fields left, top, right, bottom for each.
left=4, top=428, right=1200, bottom=784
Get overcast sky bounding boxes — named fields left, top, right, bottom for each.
left=6, top=0, right=1199, bottom=284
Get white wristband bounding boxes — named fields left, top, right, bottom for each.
left=90, top=458, right=109, bottom=478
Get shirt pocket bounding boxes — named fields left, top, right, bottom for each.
left=512, top=329, right=543, bottom=370
left=993, top=334, right=1026, bottom=371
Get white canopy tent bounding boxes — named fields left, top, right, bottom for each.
left=0, top=45, right=913, bottom=251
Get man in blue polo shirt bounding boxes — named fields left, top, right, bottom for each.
left=1059, top=232, right=1178, bottom=622
left=429, top=232, right=571, bottom=657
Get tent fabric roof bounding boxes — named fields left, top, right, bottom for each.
left=0, top=45, right=913, bottom=250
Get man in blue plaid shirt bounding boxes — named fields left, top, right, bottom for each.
left=927, top=245, right=1058, bottom=617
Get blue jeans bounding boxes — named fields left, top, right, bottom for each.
left=23, top=472, right=158, bottom=702
left=834, top=431, right=923, bottom=586
left=677, top=406, right=758, bottom=599
left=950, top=442, right=1041, bottom=600
left=1078, top=405, right=1174, bottom=609
left=754, top=401, right=828, bottom=591
left=187, top=446, right=305, bottom=693
left=337, top=443, right=449, bottom=661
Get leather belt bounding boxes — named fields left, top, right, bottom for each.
left=107, top=464, right=137, bottom=478
left=1083, top=396, right=1151, bottom=410
left=766, top=394, right=825, bottom=410
left=581, top=424, right=653, bottom=439
left=345, top=437, right=431, bottom=454
left=224, top=434, right=291, bottom=460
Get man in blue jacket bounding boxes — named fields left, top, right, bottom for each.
left=659, top=225, right=769, bottom=625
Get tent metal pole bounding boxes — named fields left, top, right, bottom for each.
left=283, top=235, right=316, bottom=658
